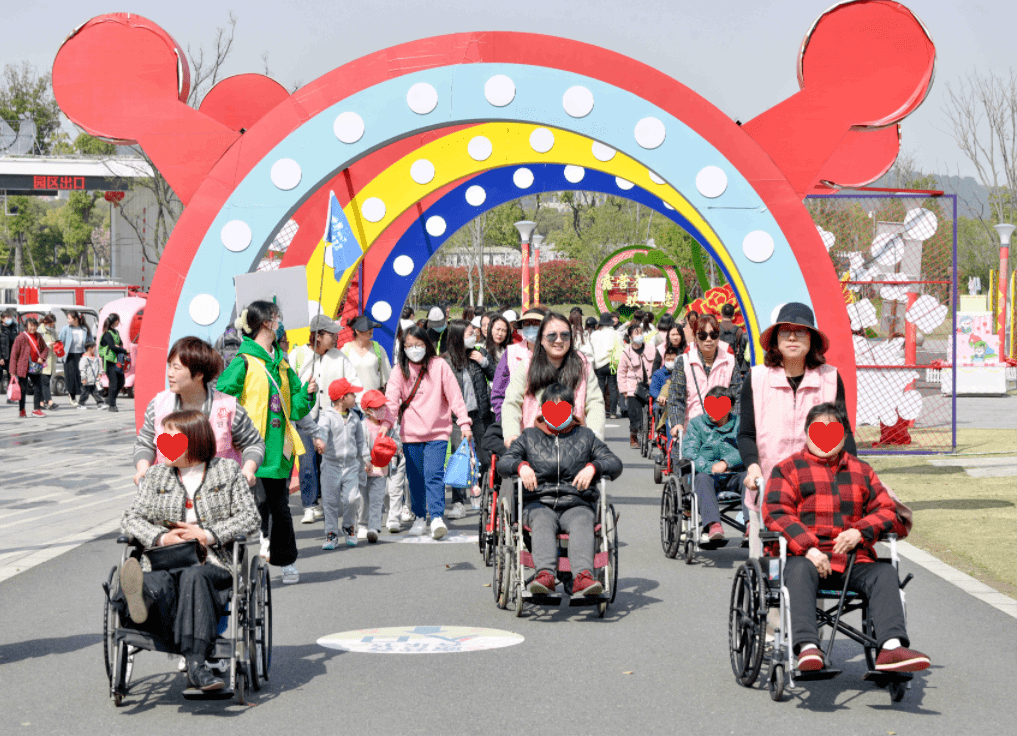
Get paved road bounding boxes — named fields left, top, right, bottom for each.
left=1, top=404, right=1015, bottom=734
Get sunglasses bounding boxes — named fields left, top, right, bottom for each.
left=542, top=331, right=572, bottom=343
left=697, top=330, right=720, bottom=340
left=777, top=327, right=812, bottom=339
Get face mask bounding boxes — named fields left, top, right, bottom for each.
left=2, top=319, right=11, bottom=326
left=464, top=335, right=477, bottom=349
left=664, top=361, right=675, bottom=370
left=521, top=325, right=539, bottom=343
left=433, top=324, right=446, bottom=334
left=546, top=410, right=573, bottom=432
left=632, top=335, right=644, bottom=345
left=405, top=346, right=426, bottom=363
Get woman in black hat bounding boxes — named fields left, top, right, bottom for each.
left=342, top=315, right=391, bottom=393
left=737, top=302, right=857, bottom=500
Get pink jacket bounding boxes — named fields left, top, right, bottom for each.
left=384, top=357, right=472, bottom=444
left=747, top=363, right=839, bottom=510
left=520, top=353, right=593, bottom=431
left=363, top=404, right=397, bottom=477
left=153, top=389, right=241, bottom=465
left=617, top=344, right=655, bottom=397
left=683, top=346, right=735, bottom=423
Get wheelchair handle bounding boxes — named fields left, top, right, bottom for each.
left=900, top=572, right=914, bottom=590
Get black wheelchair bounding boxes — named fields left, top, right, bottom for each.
left=729, top=492, right=916, bottom=703
left=477, top=457, right=501, bottom=568
left=102, top=534, right=272, bottom=706
left=493, top=478, right=618, bottom=618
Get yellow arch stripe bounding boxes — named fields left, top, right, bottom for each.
left=298, top=122, right=758, bottom=345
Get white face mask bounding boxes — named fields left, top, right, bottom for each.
left=521, top=325, right=539, bottom=343
left=405, top=346, right=426, bottom=363
left=632, top=334, right=644, bottom=345
left=464, top=335, right=477, bottom=349
left=664, top=361, right=675, bottom=370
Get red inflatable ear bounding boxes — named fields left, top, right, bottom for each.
left=52, top=13, right=240, bottom=204
left=812, top=125, right=900, bottom=192
left=199, top=74, right=290, bottom=133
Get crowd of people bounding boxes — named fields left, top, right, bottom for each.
left=104, top=297, right=928, bottom=692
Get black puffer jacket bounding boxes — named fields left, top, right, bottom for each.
left=497, top=423, right=623, bottom=509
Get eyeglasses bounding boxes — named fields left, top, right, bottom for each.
left=777, top=327, right=811, bottom=339
left=542, top=331, right=572, bottom=344
left=697, top=330, right=720, bottom=340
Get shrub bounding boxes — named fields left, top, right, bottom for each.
left=414, top=260, right=593, bottom=307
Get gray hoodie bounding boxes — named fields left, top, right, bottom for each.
left=315, top=405, right=370, bottom=471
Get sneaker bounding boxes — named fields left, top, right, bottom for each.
left=301, top=508, right=316, bottom=524
left=259, top=535, right=270, bottom=561
left=69, top=398, right=78, bottom=406
left=528, top=570, right=556, bottom=594
left=177, top=656, right=187, bottom=672
left=400, top=508, right=415, bottom=523
left=119, top=557, right=148, bottom=624
left=19, top=410, right=26, bottom=418
left=367, top=529, right=379, bottom=544
left=96, top=404, right=108, bottom=411
left=32, top=409, right=46, bottom=417
left=797, top=646, right=825, bottom=672
left=280, top=564, right=299, bottom=584
left=708, top=523, right=724, bottom=541
left=430, top=517, right=447, bottom=540
left=408, top=517, right=427, bottom=536
left=387, top=521, right=402, bottom=533
left=322, top=532, right=340, bottom=550
left=446, top=502, right=466, bottom=520
left=313, top=505, right=324, bottom=521
left=357, top=526, right=369, bottom=540
left=875, top=646, right=930, bottom=673
left=108, top=406, right=118, bottom=412
left=77, top=405, right=88, bottom=411
left=571, top=570, right=603, bottom=597
left=343, top=526, right=358, bottom=547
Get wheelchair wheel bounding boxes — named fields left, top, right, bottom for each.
left=729, top=561, right=766, bottom=687
left=659, top=479, right=681, bottom=558
left=493, top=502, right=510, bottom=609
left=769, top=664, right=785, bottom=701
left=653, top=462, right=663, bottom=485
left=639, top=408, right=651, bottom=457
left=235, top=668, right=247, bottom=705
left=889, top=681, right=907, bottom=703
left=111, top=639, right=133, bottom=706
left=478, top=479, right=491, bottom=557
left=248, top=556, right=272, bottom=689
left=102, top=565, right=119, bottom=684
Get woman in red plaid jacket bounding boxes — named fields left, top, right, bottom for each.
left=763, top=401, right=930, bottom=675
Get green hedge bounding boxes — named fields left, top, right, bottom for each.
left=415, top=261, right=594, bottom=307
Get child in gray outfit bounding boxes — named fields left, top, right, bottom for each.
left=314, top=379, right=370, bottom=549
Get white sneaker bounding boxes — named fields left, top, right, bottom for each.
left=357, top=526, right=369, bottom=540
left=69, top=398, right=78, bottom=406
left=400, top=507, right=415, bottom=523
left=408, top=517, right=427, bottom=536
left=177, top=656, right=187, bottom=672
left=77, top=405, right=88, bottom=411
left=431, top=517, right=447, bottom=540
left=446, top=502, right=466, bottom=520
left=259, top=534, right=270, bottom=561
left=387, top=521, right=402, bottom=533
left=301, top=508, right=316, bottom=524
left=96, top=404, right=108, bottom=411
left=281, top=564, right=299, bottom=584
left=313, top=505, right=324, bottom=521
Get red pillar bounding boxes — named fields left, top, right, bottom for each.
left=521, top=241, right=530, bottom=311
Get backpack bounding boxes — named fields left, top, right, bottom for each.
left=719, top=325, right=748, bottom=372
left=216, top=326, right=242, bottom=367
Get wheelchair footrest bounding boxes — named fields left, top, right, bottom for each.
left=182, top=688, right=236, bottom=700
left=862, top=670, right=914, bottom=685
left=522, top=592, right=607, bottom=606
left=792, top=668, right=842, bottom=681
left=518, top=550, right=611, bottom=572
left=115, top=629, right=172, bottom=653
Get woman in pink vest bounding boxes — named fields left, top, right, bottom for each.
left=617, top=322, right=657, bottom=448
left=667, top=314, right=742, bottom=435
left=134, top=336, right=266, bottom=487
left=738, top=302, right=856, bottom=508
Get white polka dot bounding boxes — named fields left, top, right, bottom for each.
left=484, top=75, right=515, bottom=107
left=221, top=220, right=251, bottom=252
left=662, top=200, right=675, bottom=210
left=410, top=159, right=435, bottom=185
left=465, top=185, right=487, bottom=206
left=529, top=127, right=554, bottom=154
left=513, top=168, right=534, bottom=189
left=616, top=177, right=634, bottom=190
left=406, top=82, right=438, bottom=115
left=635, top=117, right=666, bottom=149
left=393, top=255, right=415, bottom=276
left=648, top=171, right=665, bottom=185
left=308, top=300, right=322, bottom=322
left=743, top=231, right=775, bottom=262
left=270, top=159, right=301, bottom=190
left=468, top=136, right=493, bottom=161
left=324, top=244, right=334, bottom=268
left=591, top=142, right=616, bottom=162
left=362, top=197, right=386, bottom=223
left=188, top=294, right=220, bottom=326
left=696, top=166, right=728, bottom=198
left=371, top=301, right=393, bottom=322
left=426, top=216, right=447, bottom=237
left=562, top=86, right=594, bottom=118
left=333, top=112, right=365, bottom=143
left=564, top=165, right=585, bottom=184
left=770, top=303, right=787, bottom=326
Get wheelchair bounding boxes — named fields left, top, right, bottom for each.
left=729, top=482, right=915, bottom=703
left=102, top=534, right=272, bottom=706
left=477, top=455, right=502, bottom=568
left=493, top=478, right=618, bottom=618
left=637, top=398, right=652, bottom=458
left=649, top=400, right=670, bottom=484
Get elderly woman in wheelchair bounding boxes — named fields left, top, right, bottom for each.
left=762, top=402, right=930, bottom=677
left=496, top=382, right=623, bottom=598
left=114, top=410, right=261, bottom=693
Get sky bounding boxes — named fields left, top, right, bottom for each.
left=3, top=0, right=1013, bottom=179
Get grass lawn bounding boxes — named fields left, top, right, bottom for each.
left=866, top=429, right=1017, bottom=598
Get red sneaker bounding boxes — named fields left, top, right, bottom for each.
left=708, top=523, right=724, bottom=541
left=876, top=646, right=930, bottom=673
left=19, top=410, right=27, bottom=418
left=797, top=647, right=825, bottom=672
left=31, top=410, right=46, bottom=417
left=572, top=570, right=604, bottom=597
left=528, top=570, right=556, bottom=594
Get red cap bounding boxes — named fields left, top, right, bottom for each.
left=370, top=435, right=398, bottom=468
left=328, top=378, right=363, bottom=402
left=361, top=389, right=387, bottom=409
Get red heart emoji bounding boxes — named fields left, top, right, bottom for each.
left=703, top=395, right=732, bottom=422
left=157, top=433, right=189, bottom=462
left=541, top=400, right=572, bottom=427
left=808, top=421, right=845, bottom=454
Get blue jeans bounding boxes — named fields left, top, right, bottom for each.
left=296, top=426, right=321, bottom=508
left=404, top=440, right=448, bottom=520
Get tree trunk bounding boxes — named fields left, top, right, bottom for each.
left=14, top=234, right=23, bottom=276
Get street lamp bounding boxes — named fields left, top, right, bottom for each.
left=532, top=233, right=545, bottom=306
left=514, top=220, right=537, bottom=310
left=994, top=223, right=1014, bottom=357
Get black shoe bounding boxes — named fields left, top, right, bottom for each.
left=186, top=661, right=225, bottom=691
left=119, top=558, right=148, bottom=624
left=108, top=406, right=119, bottom=412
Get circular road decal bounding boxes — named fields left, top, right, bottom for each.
left=317, top=626, right=524, bottom=654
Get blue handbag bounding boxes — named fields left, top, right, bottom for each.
left=443, top=439, right=476, bottom=489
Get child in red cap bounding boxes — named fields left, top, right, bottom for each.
left=314, top=378, right=369, bottom=549
left=357, top=389, right=400, bottom=540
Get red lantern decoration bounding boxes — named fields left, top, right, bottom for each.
left=104, top=191, right=125, bottom=204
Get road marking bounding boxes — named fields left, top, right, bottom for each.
left=398, top=531, right=479, bottom=544
left=0, top=486, right=135, bottom=530
left=318, top=626, right=524, bottom=653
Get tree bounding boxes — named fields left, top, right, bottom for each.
left=0, top=62, right=62, bottom=153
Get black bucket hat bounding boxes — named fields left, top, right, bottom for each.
left=349, top=315, right=382, bottom=332
left=758, top=302, right=830, bottom=354
left=598, top=312, right=614, bottom=327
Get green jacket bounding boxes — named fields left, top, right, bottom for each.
left=216, top=337, right=311, bottom=479
left=682, top=414, right=744, bottom=474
